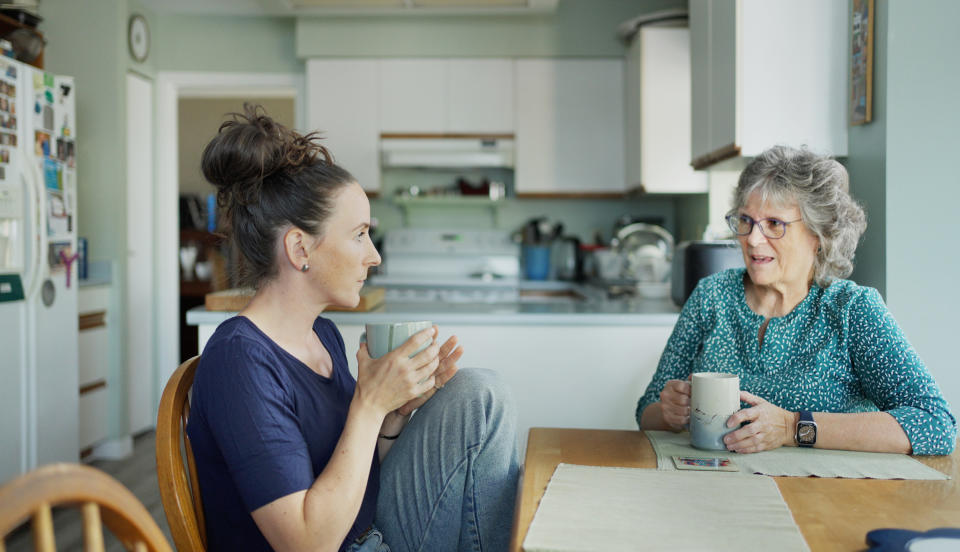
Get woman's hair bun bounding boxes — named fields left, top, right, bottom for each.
left=201, top=103, right=333, bottom=207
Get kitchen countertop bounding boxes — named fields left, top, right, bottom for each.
left=186, top=282, right=681, bottom=327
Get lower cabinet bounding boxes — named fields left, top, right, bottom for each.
left=78, top=285, right=111, bottom=452
left=337, top=323, right=672, bottom=452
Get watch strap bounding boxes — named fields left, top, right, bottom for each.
left=796, top=410, right=816, bottom=448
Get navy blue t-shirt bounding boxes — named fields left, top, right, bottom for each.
left=186, top=316, right=379, bottom=552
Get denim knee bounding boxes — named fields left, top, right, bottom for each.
left=445, top=368, right=517, bottom=446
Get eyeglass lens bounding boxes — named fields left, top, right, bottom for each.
left=728, top=215, right=787, bottom=239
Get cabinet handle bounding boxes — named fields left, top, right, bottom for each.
left=79, top=311, right=107, bottom=331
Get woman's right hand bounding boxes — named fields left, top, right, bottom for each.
left=659, top=379, right=692, bottom=431
left=355, top=327, right=440, bottom=416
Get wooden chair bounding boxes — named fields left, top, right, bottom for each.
left=155, top=356, right=206, bottom=552
left=0, top=462, right=172, bottom=552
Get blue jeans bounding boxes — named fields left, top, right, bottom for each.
left=348, top=368, right=520, bottom=552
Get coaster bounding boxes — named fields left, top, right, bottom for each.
left=672, top=455, right=739, bottom=472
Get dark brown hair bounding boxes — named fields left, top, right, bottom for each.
left=201, top=104, right=355, bottom=287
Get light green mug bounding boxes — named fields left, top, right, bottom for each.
left=360, top=320, right=433, bottom=359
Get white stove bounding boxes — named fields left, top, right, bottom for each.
left=370, top=228, right=521, bottom=303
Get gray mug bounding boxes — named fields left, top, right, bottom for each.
left=360, top=320, right=433, bottom=359
left=689, top=372, right=740, bottom=450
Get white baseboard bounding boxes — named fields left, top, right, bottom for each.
left=85, top=436, right=134, bottom=461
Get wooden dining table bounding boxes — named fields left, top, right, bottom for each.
left=509, top=428, right=960, bottom=552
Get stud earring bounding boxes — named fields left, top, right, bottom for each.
left=301, top=264, right=309, bottom=272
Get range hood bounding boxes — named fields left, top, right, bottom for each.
left=380, top=135, right=515, bottom=169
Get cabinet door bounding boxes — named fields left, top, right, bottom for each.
left=516, top=59, right=626, bottom=194
left=689, top=0, right=711, bottom=163
left=638, top=27, right=707, bottom=194
left=307, top=59, right=380, bottom=191
left=379, top=59, right=445, bottom=133
left=445, top=59, right=514, bottom=133
left=708, top=0, right=738, bottom=157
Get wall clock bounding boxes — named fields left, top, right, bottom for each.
left=128, top=14, right=150, bottom=63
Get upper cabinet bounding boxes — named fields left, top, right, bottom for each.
left=379, top=59, right=514, bottom=134
left=625, top=25, right=707, bottom=194
left=306, top=59, right=381, bottom=192
left=690, top=0, right=848, bottom=169
left=515, top=59, right=626, bottom=195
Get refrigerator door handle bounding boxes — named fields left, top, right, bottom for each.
left=21, top=148, right=45, bottom=300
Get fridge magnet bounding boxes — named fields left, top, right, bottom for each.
left=1, top=148, right=10, bottom=163
left=47, top=241, right=71, bottom=272
left=43, top=157, right=59, bottom=190
left=43, top=73, right=54, bottom=89
left=56, top=137, right=65, bottom=161
left=46, top=191, right=68, bottom=236
left=0, top=166, right=5, bottom=180
left=850, top=0, right=874, bottom=125
left=32, top=71, right=41, bottom=89
left=35, top=130, right=50, bottom=158
left=65, top=141, right=75, bottom=168
left=42, top=104, right=53, bottom=130
left=5, top=64, right=15, bottom=79
left=58, top=247, right=79, bottom=288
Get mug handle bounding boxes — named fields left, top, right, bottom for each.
left=359, top=331, right=367, bottom=344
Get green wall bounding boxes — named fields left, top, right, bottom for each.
left=155, top=15, right=301, bottom=73
left=846, top=0, right=886, bottom=296
left=296, top=0, right=686, bottom=58
left=883, top=0, right=960, bottom=411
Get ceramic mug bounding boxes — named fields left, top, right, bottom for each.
left=689, top=372, right=740, bottom=450
left=360, top=320, right=433, bottom=359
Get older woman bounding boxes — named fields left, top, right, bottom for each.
left=637, top=145, right=956, bottom=455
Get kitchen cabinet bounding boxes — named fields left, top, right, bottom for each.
left=336, top=323, right=672, bottom=453
left=515, top=59, right=626, bottom=196
left=78, top=285, right=110, bottom=451
left=689, top=0, right=848, bottom=169
left=379, top=58, right=514, bottom=134
left=306, top=59, right=381, bottom=191
left=625, top=25, right=707, bottom=194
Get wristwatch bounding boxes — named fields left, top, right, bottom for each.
left=795, top=411, right=817, bottom=448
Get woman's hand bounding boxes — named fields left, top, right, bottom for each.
left=355, top=326, right=441, bottom=416
left=659, top=379, right=692, bottom=431
left=723, top=391, right=795, bottom=453
left=394, top=332, right=463, bottom=416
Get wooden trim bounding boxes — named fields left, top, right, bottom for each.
left=79, top=379, right=107, bottom=395
left=691, top=143, right=741, bottom=170
left=515, top=191, right=628, bottom=200
left=380, top=132, right=514, bottom=140
left=78, top=311, right=107, bottom=331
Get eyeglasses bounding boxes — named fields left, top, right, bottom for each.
left=725, top=214, right=802, bottom=240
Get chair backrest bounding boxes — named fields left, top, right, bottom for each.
left=0, top=462, right=173, bottom=552
left=155, top=356, right=206, bottom=552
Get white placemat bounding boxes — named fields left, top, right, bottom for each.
left=645, top=430, right=949, bottom=480
left=523, top=463, right=808, bottom=552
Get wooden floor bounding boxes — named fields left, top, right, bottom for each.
left=5, top=431, right=175, bottom=551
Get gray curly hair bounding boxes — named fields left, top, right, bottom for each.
left=728, top=145, right=866, bottom=287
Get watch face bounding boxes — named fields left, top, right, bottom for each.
left=129, top=15, right=150, bottom=62
left=798, top=423, right=816, bottom=444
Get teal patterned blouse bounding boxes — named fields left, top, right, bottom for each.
left=636, top=268, right=957, bottom=455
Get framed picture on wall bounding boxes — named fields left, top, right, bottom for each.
left=850, top=0, right=875, bottom=125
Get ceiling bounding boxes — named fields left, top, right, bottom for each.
left=139, top=0, right=559, bottom=16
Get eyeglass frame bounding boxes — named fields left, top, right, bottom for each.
left=725, top=213, right=803, bottom=240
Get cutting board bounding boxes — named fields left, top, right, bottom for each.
left=204, top=286, right=385, bottom=312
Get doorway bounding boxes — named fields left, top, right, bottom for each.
left=176, top=96, right=295, bottom=361
left=155, top=71, right=304, bottom=408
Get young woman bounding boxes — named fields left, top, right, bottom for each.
left=186, top=105, right=520, bottom=552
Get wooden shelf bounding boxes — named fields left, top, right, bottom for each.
left=0, top=12, right=43, bottom=69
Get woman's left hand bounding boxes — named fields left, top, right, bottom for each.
left=394, top=332, right=463, bottom=416
left=723, top=391, right=795, bottom=453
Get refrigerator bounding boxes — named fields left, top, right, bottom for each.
left=0, top=56, right=78, bottom=484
